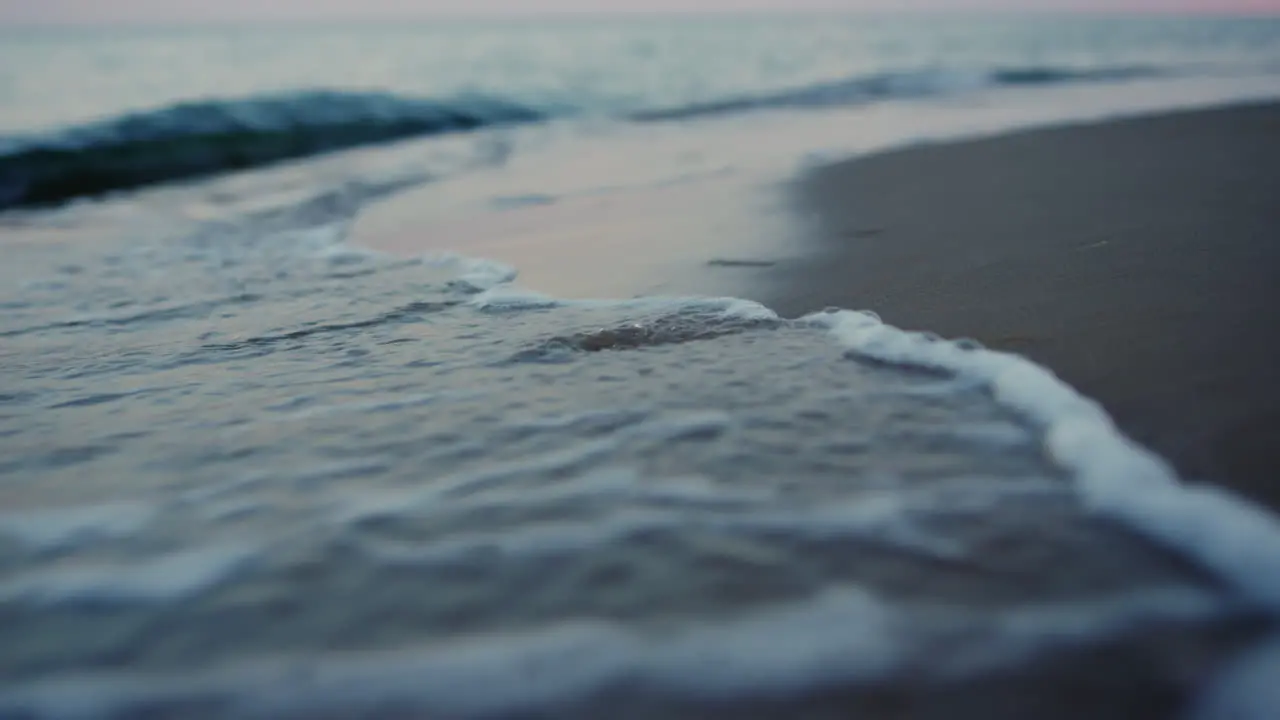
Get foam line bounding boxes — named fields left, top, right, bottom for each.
left=806, top=309, right=1280, bottom=611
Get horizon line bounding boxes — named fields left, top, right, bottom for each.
left=2, top=7, right=1278, bottom=31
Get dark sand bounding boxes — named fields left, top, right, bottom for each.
left=774, top=103, right=1280, bottom=509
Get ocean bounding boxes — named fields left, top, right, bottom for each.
left=2, top=14, right=1280, bottom=719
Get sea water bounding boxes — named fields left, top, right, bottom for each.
left=2, top=14, right=1280, bottom=719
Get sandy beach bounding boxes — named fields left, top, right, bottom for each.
left=773, top=102, right=1280, bottom=509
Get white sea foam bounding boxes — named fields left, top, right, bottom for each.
left=0, top=585, right=1222, bottom=720
left=808, top=309, right=1280, bottom=612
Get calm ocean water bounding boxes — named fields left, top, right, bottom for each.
left=2, top=15, right=1280, bottom=719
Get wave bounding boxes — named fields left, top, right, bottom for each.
left=631, top=65, right=1163, bottom=121
left=0, top=90, right=550, bottom=210
left=0, top=64, right=1165, bottom=210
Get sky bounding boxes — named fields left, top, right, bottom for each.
left=0, top=0, right=1276, bottom=27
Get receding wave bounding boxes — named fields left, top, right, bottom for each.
left=631, top=65, right=1163, bottom=122
left=0, top=65, right=1165, bottom=210
left=0, top=90, right=549, bottom=210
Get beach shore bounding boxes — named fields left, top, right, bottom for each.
left=355, top=102, right=1280, bottom=509
left=774, top=103, right=1280, bottom=509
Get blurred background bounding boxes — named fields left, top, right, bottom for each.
left=2, top=4, right=1279, bottom=209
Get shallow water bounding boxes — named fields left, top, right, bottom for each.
left=0, top=178, right=1273, bottom=719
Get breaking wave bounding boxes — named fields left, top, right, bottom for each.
left=0, top=90, right=550, bottom=209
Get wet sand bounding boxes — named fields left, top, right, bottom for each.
left=772, top=103, right=1280, bottom=509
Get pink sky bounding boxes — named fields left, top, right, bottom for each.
left=1, top=0, right=1276, bottom=26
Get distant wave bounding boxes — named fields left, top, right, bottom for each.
left=0, top=91, right=549, bottom=210
left=0, top=65, right=1163, bottom=210
left=631, top=65, right=1162, bottom=121
left=991, top=65, right=1160, bottom=85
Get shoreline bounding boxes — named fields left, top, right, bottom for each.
left=350, top=99, right=1280, bottom=510
left=770, top=102, right=1280, bottom=509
